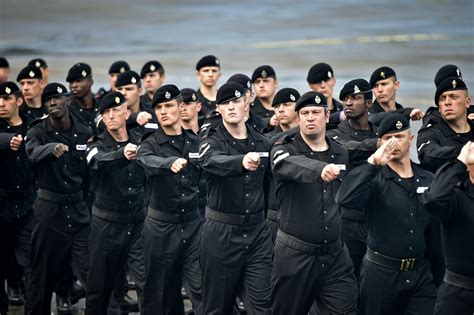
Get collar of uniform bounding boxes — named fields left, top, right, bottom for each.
left=339, top=120, right=378, bottom=137
left=370, top=100, right=403, bottom=114
left=332, top=98, right=344, bottom=112
left=381, top=162, right=429, bottom=181
left=152, top=127, right=190, bottom=145
left=437, top=117, right=474, bottom=137
left=292, top=132, right=346, bottom=157
left=69, top=95, right=99, bottom=111
left=44, top=114, right=89, bottom=135
left=215, top=121, right=264, bottom=144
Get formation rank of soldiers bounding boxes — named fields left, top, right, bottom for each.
left=0, top=54, right=472, bottom=315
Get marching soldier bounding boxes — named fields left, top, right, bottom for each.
left=137, top=85, right=203, bottom=314
left=336, top=114, right=439, bottom=315
left=270, top=91, right=357, bottom=314
left=85, top=92, right=146, bottom=314
left=140, top=60, right=166, bottom=109
left=199, top=82, right=273, bottom=314
left=423, top=141, right=474, bottom=314
left=180, top=88, right=201, bottom=133
left=251, top=65, right=278, bottom=131
left=195, top=55, right=221, bottom=121
left=17, top=66, right=46, bottom=121
left=25, top=83, right=91, bottom=315
left=27, top=58, right=49, bottom=85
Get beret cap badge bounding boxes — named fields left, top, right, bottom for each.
left=315, top=95, right=321, bottom=104
left=380, top=71, right=385, bottom=79
left=353, top=85, right=360, bottom=94
left=29, top=71, right=35, bottom=78
left=192, top=94, right=196, bottom=101
left=165, top=91, right=171, bottom=99
left=290, top=94, right=296, bottom=101
left=35, top=61, right=41, bottom=67
left=57, top=86, right=63, bottom=94
left=395, top=121, right=403, bottom=130
left=120, top=67, right=125, bottom=73
left=261, top=70, right=267, bottom=78
left=115, top=96, right=120, bottom=104
left=131, top=77, right=137, bottom=84
left=5, top=87, right=11, bottom=94
left=328, top=71, right=332, bottom=78
left=452, top=80, right=457, bottom=88
left=150, top=64, right=156, bottom=72
left=235, top=90, right=241, bottom=98
left=81, top=70, right=87, bottom=77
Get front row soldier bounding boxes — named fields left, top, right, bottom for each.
left=0, top=82, right=34, bottom=313
left=137, top=85, right=203, bottom=314
left=84, top=92, right=146, bottom=314
left=25, top=83, right=91, bottom=315
left=336, top=114, right=439, bottom=315
left=199, top=82, right=273, bottom=314
left=270, top=91, right=357, bottom=314
left=423, top=141, right=474, bottom=314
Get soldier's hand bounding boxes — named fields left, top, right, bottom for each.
left=10, top=134, right=23, bottom=151
left=369, top=138, right=397, bottom=166
left=269, top=114, right=279, bottom=127
left=124, top=143, right=138, bottom=160
left=457, top=141, right=474, bottom=166
left=243, top=152, right=260, bottom=171
left=171, top=158, right=188, bottom=173
left=321, top=163, right=340, bottom=182
left=137, top=112, right=152, bottom=126
left=53, top=143, right=69, bottom=158
left=409, top=108, right=424, bottom=121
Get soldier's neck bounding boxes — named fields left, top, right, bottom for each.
left=162, top=124, right=182, bottom=136
left=379, top=99, right=397, bottom=112
left=109, top=126, right=129, bottom=142
left=257, top=96, right=274, bottom=111
left=6, top=112, right=22, bottom=126
left=301, top=131, right=328, bottom=152
left=128, top=101, right=140, bottom=113
left=388, top=157, right=413, bottom=178
left=25, top=96, right=42, bottom=109
left=348, top=115, right=370, bottom=130
left=224, top=121, right=247, bottom=139
left=280, top=121, right=298, bottom=132
left=446, top=117, right=470, bottom=134
left=75, top=92, right=94, bottom=109
left=326, top=97, right=334, bottom=111
left=200, top=85, right=217, bottom=101
left=50, top=115, right=71, bottom=131
left=181, top=118, right=199, bottom=134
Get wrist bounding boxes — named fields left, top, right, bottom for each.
left=368, top=155, right=377, bottom=166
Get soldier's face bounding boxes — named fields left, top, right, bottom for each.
left=372, top=78, right=399, bottom=104
left=275, top=102, right=297, bottom=126
left=343, top=94, right=371, bottom=119
left=253, top=77, right=278, bottom=99
left=380, top=129, right=413, bottom=161
left=102, top=104, right=130, bottom=131
left=180, top=101, right=201, bottom=123
left=117, top=84, right=142, bottom=108
left=143, top=72, right=165, bottom=94
left=218, top=97, right=247, bottom=125
left=196, top=67, right=221, bottom=88
left=45, top=96, right=69, bottom=119
left=69, top=78, right=93, bottom=98
left=109, top=73, right=119, bottom=91
left=19, top=79, right=43, bottom=101
left=438, top=90, right=470, bottom=123
left=308, top=78, right=336, bottom=99
left=155, top=99, right=181, bottom=128
left=0, top=94, right=22, bottom=119
left=0, top=68, right=10, bottom=83
left=298, top=106, right=329, bottom=137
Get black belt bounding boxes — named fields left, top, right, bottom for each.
left=37, top=189, right=83, bottom=205
left=444, top=269, right=474, bottom=290
left=276, top=230, right=342, bottom=255
left=205, top=207, right=264, bottom=226
left=366, top=247, right=420, bottom=271
left=148, top=207, right=199, bottom=224
left=92, top=206, right=144, bottom=224
left=266, top=209, right=278, bottom=222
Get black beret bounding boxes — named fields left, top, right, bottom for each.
left=108, top=60, right=130, bottom=74
left=227, top=73, right=252, bottom=90
left=66, top=63, right=92, bottom=82
left=378, top=113, right=410, bottom=137
left=41, top=83, right=68, bottom=104
left=216, top=82, right=245, bottom=104
left=196, top=55, right=220, bottom=71
left=115, top=71, right=141, bottom=88
left=251, top=65, right=276, bottom=82
left=16, top=66, right=43, bottom=82
left=140, top=60, right=164, bottom=78
left=0, top=57, right=9, bottom=68
left=0, top=81, right=20, bottom=97
left=306, top=63, right=334, bottom=84
left=434, top=65, right=463, bottom=87
left=151, top=84, right=181, bottom=107
left=272, top=88, right=300, bottom=107
left=369, top=66, right=396, bottom=86
left=180, top=88, right=199, bottom=103
left=434, top=77, right=467, bottom=106
left=99, top=91, right=127, bottom=114
left=295, top=91, right=327, bottom=111
left=27, top=58, right=48, bottom=69
left=339, top=78, right=372, bottom=101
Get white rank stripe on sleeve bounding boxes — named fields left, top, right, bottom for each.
left=334, top=164, right=346, bottom=171
left=416, top=187, right=428, bottom=194
left=272, top=149, right=290, bottom=165
left=199, top=143, right=211, bottom=158
left=256, top=152, right=269, bottom=158
left=86, top=147, right=98, bottom=164
left=417, top=141, right=430, bottom=152
left=144, top=123, right=159, bottom=129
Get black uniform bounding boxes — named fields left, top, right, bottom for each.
left=196, top=89, right=216, bottom=126
left=327, top=121, right=378, bottom=277
left=0, top=114, right=34, bottom=313
left=327, top=98, right=344, bottom=130
left=126, top=103, right=159, bottom=139
left=417, top=117, right=474, bottom=172
left=368, top=100, right=413, bottom=126
left=423, top=160, right=474, bottom=314
left=25, top=116, right=91, bottom=315
left=19, top=103, right=46, bottom=122
left=85, top=130, right=146, bottom=314
left=250, top=98, right=274, bottom=129
left=199, top=121, right=273, bottom=314
left=270, top=133, right=357, bottom=314
left=137, top=128, right=203, bottom=315
left=68, top=96, right=100, bottom=135
left=139, top=93, right=153, bottom=110
left=336, top=162, right=438, bottom=315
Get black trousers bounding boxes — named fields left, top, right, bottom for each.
left=200, top=218, right=273, bottom=315
left=0, top=211, right=32, bottom=313
left=340, top=217, right=367, bottom=279
left=25, top=198, right=90, bottom=315
left=434, top=281, right=474, bottom=315
left=359, top=256, right=437, bottom=315
left=85, top=215, right=145, bottom=315
left=141, top=215, right=203, bottom=315
left=271, top=233, right=358, bottom=315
